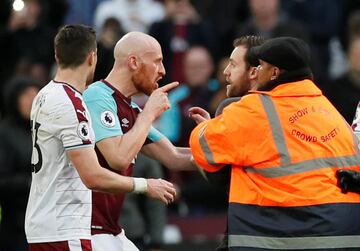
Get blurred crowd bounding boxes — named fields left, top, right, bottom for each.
left=1, top=0, right=360, bottom=250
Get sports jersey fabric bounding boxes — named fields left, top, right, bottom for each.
left=25, top=80, right=94, bottom=243
left=83, top=80, right=163, bottom=235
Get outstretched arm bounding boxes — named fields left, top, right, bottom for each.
left=188, top=106, right=211, bottom=124
left=67, top=147, right=176, bottom=204
left=141, top=137, right=197, bottom=171
left=188, top=97, right=241, bottom=125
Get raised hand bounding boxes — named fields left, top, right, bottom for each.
left=143, top=82, right=179, bottom=120
left=188, top=106, right=211, bottom=124
left=146, top=178, right=177, bottom=205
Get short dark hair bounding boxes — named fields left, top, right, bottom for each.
left=233, top=35, right=265, bottom=68
left=54, top=25, right=97, bottom=69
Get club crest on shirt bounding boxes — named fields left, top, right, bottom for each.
left=101, top=111, right=116, bottom=127
left=77, top=121, right=90, bottom=141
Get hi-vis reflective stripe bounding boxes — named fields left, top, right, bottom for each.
left=260, top=94, right=360, bottom=158
left=198, top=93, right=360, bottom=176
left=240, top=95, right=360, bottom=178
left=244, top=154, right=360, bottom=178
left=228, top=234, right=360, bottom=249
left=199, top=126, right=221, bottom=166
left=259, top=95, right=291, bottom=166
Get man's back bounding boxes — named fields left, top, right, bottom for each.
left=25, top=81, right=94, bottom=243
left=190, top=79, right=360, bottom=250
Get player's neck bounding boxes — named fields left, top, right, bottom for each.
left=54, top=67, right=88, bottom=93
left=105, top=69, right=137, bottom=98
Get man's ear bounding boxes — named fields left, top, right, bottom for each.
left=249, top=66, right=257, bottom=81
left=128, top=55, right=139, bottom=71
left=271, top=67, right=281, bottom=80
left=88, top=51, right=96, bottom=66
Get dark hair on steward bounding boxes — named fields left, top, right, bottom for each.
left=233, top=35, right=265, bottom=69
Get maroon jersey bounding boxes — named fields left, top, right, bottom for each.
left=84, top=80, right=160, bottom=235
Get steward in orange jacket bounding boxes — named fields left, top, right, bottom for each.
left=190, top=37, right=360, bottom=251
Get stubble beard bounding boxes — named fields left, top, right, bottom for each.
left=227, top=78, right=251, bottom=98
left=132, top=69, right=154, bottom=96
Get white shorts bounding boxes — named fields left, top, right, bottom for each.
left=92, top=231, right=139, bottom=251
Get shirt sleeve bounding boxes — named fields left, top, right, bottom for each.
left=130, top=101, right=165, bottom=144
left=148, top=126, right=165, bottom=143
left=189, top=119, right=227, bottom=172
left=83, top=86, right=122, bottom=142
left=189, top=101, right=250, bottom=172
left=54, top=101, right=94, bottom=150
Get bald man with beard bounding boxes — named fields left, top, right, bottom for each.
left=83, top=32, right=197, bottom=251
left=25, top=25, right=176, bottom=251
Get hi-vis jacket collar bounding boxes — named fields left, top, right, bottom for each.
left=250, top=79, right=322, bottom=97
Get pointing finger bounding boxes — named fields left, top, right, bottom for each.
left=158, top=81, right=179, bottom=93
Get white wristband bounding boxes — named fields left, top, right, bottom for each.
left=132, top=178, right=148, bottom=194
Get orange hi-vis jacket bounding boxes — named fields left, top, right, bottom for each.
left=190, top=79, right=360, bottom=251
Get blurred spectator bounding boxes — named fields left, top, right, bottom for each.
left=45, top=0, right=68, bottom=30
left=338, top=2, right=360, bottom=52
left=325, top=36, right=360, bottom=124
left=0, top=2, right=16, bottom=115
left=236, top=0, right=331, bottom=85
left=8, top=0, right=55, bottom=67
left=209, top=57, right=230, bottom=115
left=94, top=0, right=165, bottom=33
left=156, top=46, right=218, bottom=146
left=0, top=0, right=12, bottom=27
left=0, top=0, right=54, bottom=115
left=0, top=0, right=55, bottom=81
left=282, top=0, right=341, bottom=86
left=155, top=46, right=227, bottom=215
left=64, top=0, right=105, bottom=26
left=120, top=154, right=166, bottom=251
left=344, top=10, right=360, bottom=50
left=191, top=0, right=249, bottom=60
left=236, top=0, right=309, bottom=41
left=94, top=17, right=125, bottom=80
left=149, top=0, right=218, bottom=85
left=0, top=76, right=40, bottom=251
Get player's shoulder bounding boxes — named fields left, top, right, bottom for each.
left=83, top=81, right=114, bottom=102
left=35, top=81, right=74, bottom=108
left=221, top=94, right=263, bottom=119
left=31, top=81, right=81, bottom=122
